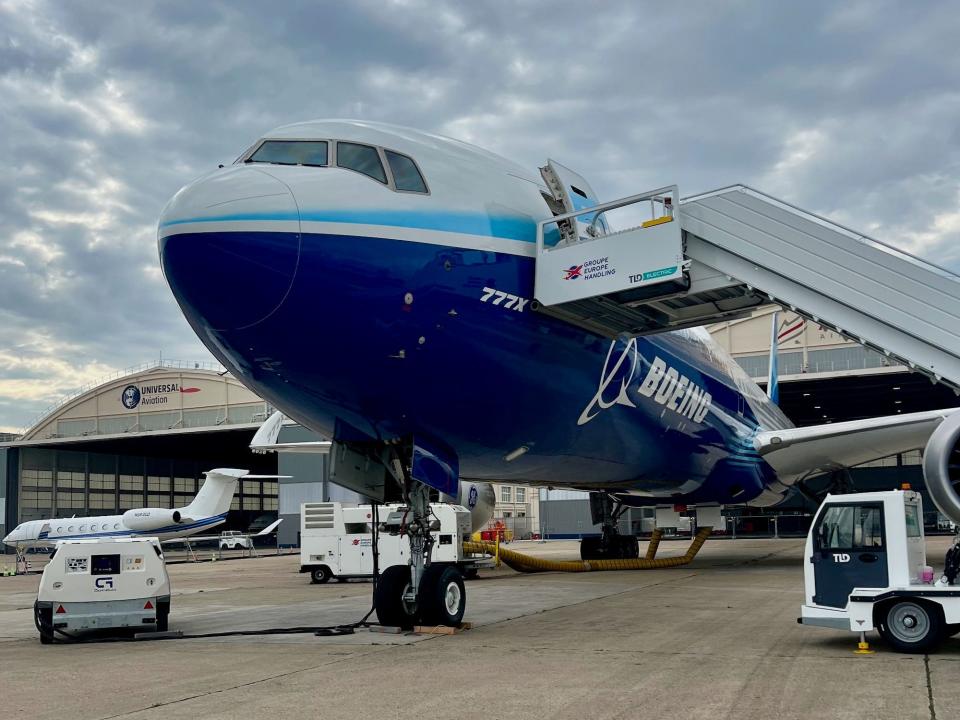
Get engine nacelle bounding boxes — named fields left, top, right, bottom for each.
left=122, top=508, right=183, bottom=531
left=445, top=481, right=496, bottom=533
left=922, top=412, right=960, bottom=525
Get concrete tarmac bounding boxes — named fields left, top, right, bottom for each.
left=1, top=536, right=957, bottom=720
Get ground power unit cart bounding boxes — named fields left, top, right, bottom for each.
left=34, top=537, right=171, bottom=644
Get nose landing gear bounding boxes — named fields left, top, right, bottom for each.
left=373, top=451, right=467, bottom=629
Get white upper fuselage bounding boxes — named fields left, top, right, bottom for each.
left=2, top=511, right=228, bottom=549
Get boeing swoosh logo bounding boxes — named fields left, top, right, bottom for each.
left=579, top=338, right=714, bottom=426
left=578, top=338, right=639, bottom=426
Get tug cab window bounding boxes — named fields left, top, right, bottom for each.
left=336, top=142, right=387, bottom=184
left=385, top=150, right=427, bottom=193
left=248, top=140, right=328, bottom=167
left=816, top=504, right=885, bottom=550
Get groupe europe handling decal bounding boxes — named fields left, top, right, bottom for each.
left=121, top=383, right=201, bottom=409
left=563, top=256, right=615, bottom=281
left=578, top=337, right=712, bottom=426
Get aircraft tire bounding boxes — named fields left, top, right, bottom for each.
left=418, top=564, right=466, bottom=627
left=580, top=537, right=601, bottom=560
left=375, top=565, right=417, bottom=629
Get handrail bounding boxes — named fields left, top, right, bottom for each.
left=682, top=184, right=960, bottom=282
left=536, top=184, right=679, bottom=253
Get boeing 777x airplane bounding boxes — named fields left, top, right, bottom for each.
left=158, top=120, right=960, bottom=627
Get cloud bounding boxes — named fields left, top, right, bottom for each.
left=1, top=0, right=959, bottom=429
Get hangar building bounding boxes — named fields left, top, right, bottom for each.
left=0, top=361, right=354, bottom=547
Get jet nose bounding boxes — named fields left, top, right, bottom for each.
left=159, top=166, right=301, bottom=331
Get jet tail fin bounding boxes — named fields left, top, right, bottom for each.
left=767, top=311, right=779, bottom=405
left=179, top=468, right=246, bottom=520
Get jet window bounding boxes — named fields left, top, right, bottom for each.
left=336, top=142, right=387, bottom=184
left=385, top=150, right=427, bottom=193
left=248, top=140, right=328, bottom=167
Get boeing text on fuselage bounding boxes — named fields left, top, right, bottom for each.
left=578, top=338, right=712, bottom=426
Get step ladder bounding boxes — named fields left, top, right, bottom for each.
left=532, top=183, right=960, bottom=391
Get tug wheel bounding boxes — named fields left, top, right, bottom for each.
left=310, top=566, right=332, bottom=584
left=879, top=600, right=945, bottom=653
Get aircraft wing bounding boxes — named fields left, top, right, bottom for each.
left=754, top=408, right=959, bottom=483
left=161, top=535, right=221, bottom=545
left=250, top=410, right=332, bottom=454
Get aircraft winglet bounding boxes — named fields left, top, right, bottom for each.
left=255, top=518, right=283, bottom=536
left=250, top=411, right=332, bottom=454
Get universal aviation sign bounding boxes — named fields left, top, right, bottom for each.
left=120, top=382, right=200, bottom=410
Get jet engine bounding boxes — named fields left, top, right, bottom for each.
left=442, top=481, right=496, bottom=533
left=922, top=412, right=960, bottom=526
left=121, top=508, right=185, bottom=531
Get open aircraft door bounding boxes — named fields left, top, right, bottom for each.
left=540, top=159, right=609, bottom=244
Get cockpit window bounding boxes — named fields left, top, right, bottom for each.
left=336, top=142, right=387, bottom=184
left=385, top=150, right=427, bottom=193
left=248, top=140, right=328, bottom=167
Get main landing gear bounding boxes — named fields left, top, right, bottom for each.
left=580, top=493, right=640, bottom=560
left=374, top=452, right=466, bottom=629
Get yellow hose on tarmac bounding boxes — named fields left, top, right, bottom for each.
left=463, top=527, right=712, bottom=573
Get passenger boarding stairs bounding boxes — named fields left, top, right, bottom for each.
left=533, top=183, right=960, bottom=392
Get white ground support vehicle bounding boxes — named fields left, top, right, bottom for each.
left=34, top=537, right=171, bottom=644
left=218, top=530, right=253, bottom=550
left=300, top=502, right=489, bottom=585
left=799, top=490, right=960, bottom=653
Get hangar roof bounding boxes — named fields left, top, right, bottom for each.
left=10, top=360, right=271, bottom=444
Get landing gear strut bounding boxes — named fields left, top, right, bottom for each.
left=373, top=449, right=466, bottom=628
left=581, top=493, right=640, bottom=560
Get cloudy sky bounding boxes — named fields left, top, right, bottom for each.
left=1, top=0, right=959, bottom=432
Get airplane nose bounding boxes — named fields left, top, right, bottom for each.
left=159, top=167, right=301, bottom=331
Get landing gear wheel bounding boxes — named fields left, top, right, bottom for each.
left=418, top=565, right=466, bottom=627
left=375, top=565, right=418, bottom=629
left=580, top=537, right=601, bottom=560
left=880, top=600, right=945, bottom=653
left=580, top=535, right=639, bottom=560
left=310, top=566, right=331, bottom=584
